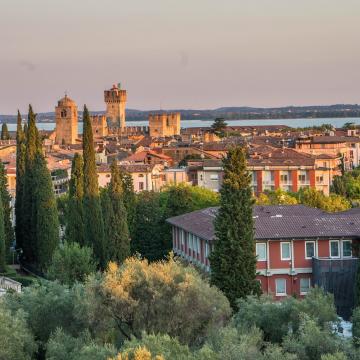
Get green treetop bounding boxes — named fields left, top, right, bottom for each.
left=66, top=153, right=85, bottom=245
left=21, top=105, right=41, bottom=263
left=0, top=162, right=14, bottom=258
left=0, top=194, right=6, bottom=272
left=32, top=153, right=59, bottom=272
left=15, top=111, right=26, bottom=251
left=1, top=123, right=10, bottom=140
left=211, top=117, right=228, bottom=136
left=82, top=105, right=105, bottom=266
left=107, top=161, right=130, bottom=264
left=210, top=146, right=261, bottom=309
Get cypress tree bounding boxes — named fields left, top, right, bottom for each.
left=1, top=123, right=10, bottom=140
left=82, top=105, right=105, bottom=266
left=22, top=105, right=39, bottom=263
left=32, top=153, right=59, bottom=271
left=100, top=188, right=114, bottom=263
left=65, top=153, right=85, bottom=245
left=210, top=146, right=260, bottom=310
left=132, top=191, right=164, bottom=261
left=120, top=169, right=136, bottom=236
left=15, top=110, right=26, bottom=250
left=0, top=194, right=6, bottom=272
left=0, top=162, right=14, bottom=257
left=107, top=161, right=130, bottom=263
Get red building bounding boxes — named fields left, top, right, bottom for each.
left=167, top=205, right=360, bottom=300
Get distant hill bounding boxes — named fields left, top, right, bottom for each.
left=1, top=104, right=360, bottom=123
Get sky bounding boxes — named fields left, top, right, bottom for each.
left=0, top=0, right=360, bottom=113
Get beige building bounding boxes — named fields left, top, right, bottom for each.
left=55, top=95, right=78, bottom=145
left=149, top=113, right=181, bottom=138
left=104, top=83, right=127, bottom=130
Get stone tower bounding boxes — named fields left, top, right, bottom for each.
left=149, top=112, right=181, bottom=137
left=104, top=83, right=127, bottom=130
left=55, top=95, right=78, bottom=145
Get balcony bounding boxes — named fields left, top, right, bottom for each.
left=0, top=276, right=22, bottom=295
left=312, top=257, right=358, bottom=319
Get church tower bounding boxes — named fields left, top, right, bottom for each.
left=55, top=95, right=78, bottom=145
left=104, top=83, right=127, bottom=130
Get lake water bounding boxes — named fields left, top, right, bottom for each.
left=6, top=117, right=360, bottom=133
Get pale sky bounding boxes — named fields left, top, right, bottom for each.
left=0, top=0, right=360, bottom=114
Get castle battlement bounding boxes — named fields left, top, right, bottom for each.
left=149, top=112, right=181, bottom=138
left=105, top=83, right=127, bottom=129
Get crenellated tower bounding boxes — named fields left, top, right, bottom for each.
left=104, top=83, right=127, bottom=130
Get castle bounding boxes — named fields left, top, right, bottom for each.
left=149, top=113, right=181, bottom=137
left=104, top=83, right=127, bottom=130
left=55, top=83, right=181, bottom=144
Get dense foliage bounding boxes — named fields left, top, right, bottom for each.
left=332, top=167, right=360, bottom=204
left=256, top=188, right=351, bottom=212
left=47, top=242, right=96, bottom=285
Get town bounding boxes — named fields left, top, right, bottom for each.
left=1, top=0, right=360, bottom=359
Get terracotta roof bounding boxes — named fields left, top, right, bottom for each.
left=167, top=205, right=360, bottom=241
left=302, top=136, right=360, bottom=144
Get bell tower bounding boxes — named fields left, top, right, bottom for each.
left=55, top=95, right=78, bottom=145
left=104, top=83, right=127, bottom=130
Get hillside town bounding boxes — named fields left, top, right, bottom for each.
left=2, top=1, right=360, bottom=358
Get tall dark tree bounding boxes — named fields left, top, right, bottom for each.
left=15, top=110, right=26, bottom=250
left=211, top=117, right=228, bottom=137
left=210, top=146, right=260, bottom=310
left=0, top=162, right=14, bottom=257
left=65, top=153, right=85, bottom=245
left=22, top=105, right=40, bottom=263
left=82, top=105, right=105, bottom=266
left=1, top=123, right=10, bottom=140
left=132, top=191, right=165, bottom=261
left=119, top=169, right=136, bottom=236
left=161, top=185, right=194, bottom=255
left=0, top=194, right=6, bottom=273
left=107, top=161, right=130, bottom=263
left=32, top=153, right=59, bottom=271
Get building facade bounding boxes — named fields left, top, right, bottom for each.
left=104, top=83, right=127, bottom=130
left=195, top=148, right=340, bottom=195
left=55, top=95, right=78, bottom=145
left=167, top=205, right=360, bottom=314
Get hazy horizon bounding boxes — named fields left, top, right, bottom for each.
left=1, top=0, right=360, bottom=114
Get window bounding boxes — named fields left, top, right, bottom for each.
left=256, top=243, right=267, bottom=261
left=330, top=240, right=340, bottom=258
left=316, top=175, right=324, bottom=184
left=342, top=240, right=352, bottom=257
left=300, top=278, right=311, bottom=295
left=275, top=278, right=286, bottom=296
left=298, top=174, right=306, bottom=183
left=205, top=242, right=209, bottom=258
left=138, top=174, right=144, bottom=178
left=305, top=241, right=315, bottom=259
left=280, top=174, right=288, bottom=183
left=281, top=242, right=291, bottom=260
left=210, top=174, right=219, bottom=181
left=139, top=182, right=144, bottom=191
